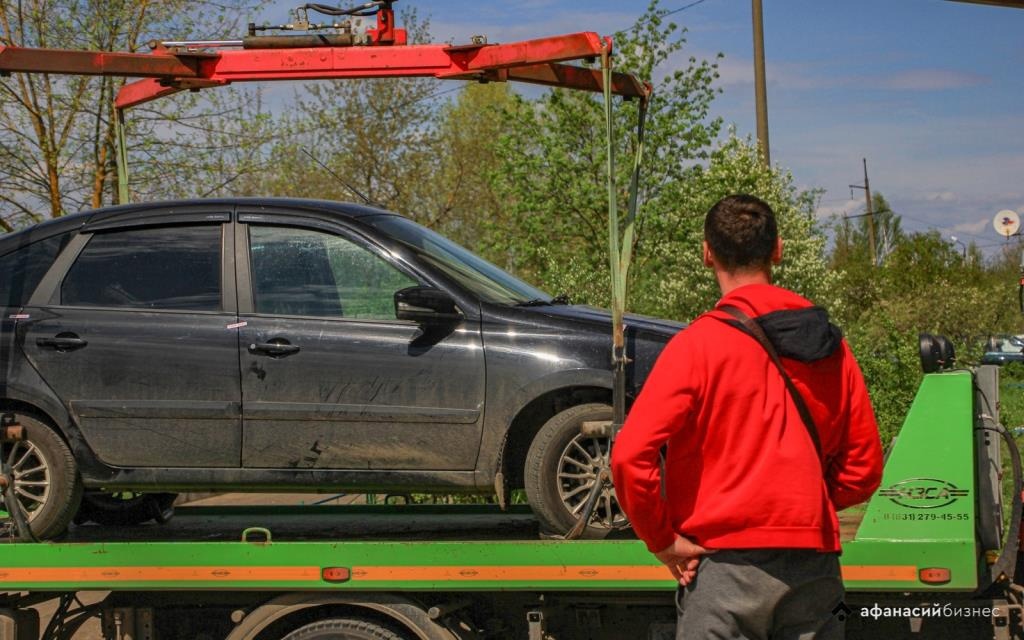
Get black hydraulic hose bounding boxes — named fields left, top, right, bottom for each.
left=981, top=424, right=1023, bottom=589
left=303, top=2, right=385, bottom=17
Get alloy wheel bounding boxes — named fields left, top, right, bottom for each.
left=556, top=434, right=627, bottom=529
left=1, top=439, right=51, bottom=520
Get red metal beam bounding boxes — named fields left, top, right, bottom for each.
left=499, top=63, right=651, bottom=100
left=0, top=33, right=650, bottom=109
left=0, top=45, right=202, bottom=78
left=114, top=33, right=650, bottom=108
left=448, top=33, right=607, bottom=71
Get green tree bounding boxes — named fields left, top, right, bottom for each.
left=633, top=133, right=837, bottom=322
left=0, top=0, right=270, bottom=230
left=832, top=229, right=1022, bottom=441
left=483, top=0, right=722, bottom=301
left=231, top=9, right=446, bottom=224
left=426, top=82, right=515, bottom=246
left=832, top=192, right=903, bottom=270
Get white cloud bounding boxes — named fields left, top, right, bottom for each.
left=874, top=69, right=988, bottom=91
left=924, top=191, right=959, bottom=203
left=814, top=198, right=861, bottom=220
left=429, top=10, right=637, bottom=45
left=949, top=217, right=990, bottom=236
left=675, top=50, right=990, bottom=94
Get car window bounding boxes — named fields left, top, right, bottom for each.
left=363, top=214, right=551, bottom=305
left=249, top=225, right=418, bottom=320
left=0, top=232, right=73, bottom=308
left=61, top=225, right=222, bottom=311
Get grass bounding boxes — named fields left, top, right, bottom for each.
left=997, top=363, right=1024, bottom=544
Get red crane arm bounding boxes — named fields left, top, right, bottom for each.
left=116, top=32, right=649, bottom=108
left=0, top=31, right=650, bottom=109
left=0, top=45, right=205, bottom=78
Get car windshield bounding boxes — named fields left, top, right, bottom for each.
left=365, top=215, right=551, bottom=305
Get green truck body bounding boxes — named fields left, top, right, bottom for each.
left=1, top=367, right=1018, bottom=639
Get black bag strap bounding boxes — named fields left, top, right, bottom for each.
left=713, top=304, right=824, bottom=465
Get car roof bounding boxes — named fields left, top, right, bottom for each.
left=0, top=198, right=399, bottom=255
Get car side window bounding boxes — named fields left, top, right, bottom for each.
left=61, top=225, right=222, bottom=311
left=0, top=232, right=73, bottom=308
left=249, top=225, right=418, bottom=320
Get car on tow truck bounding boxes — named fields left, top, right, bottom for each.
left=0, top=197, right=682, bottom=539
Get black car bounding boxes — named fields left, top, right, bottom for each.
left=0, top=198, right=681, bottom=538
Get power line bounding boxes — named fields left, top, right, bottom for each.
left=971, top=240, right=1023, bottom=250
left=897, top=212, right=992, bottom=242
left=843, top=208, right=892, bottom=220
left=393, top=85, right=462, bottom=112
left=836, top=206, right=1005, bottom=249
left=660, top=0, right=712, bottom=18
left=836, top=201, right=996, bottom=243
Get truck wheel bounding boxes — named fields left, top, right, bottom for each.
left=281, top=618, right=410, bottom=640
left=524, top=403, right=628, bottom=538
left=0, top=414, right=82, bottom=539
left=74, top=491, right=177, bottom=527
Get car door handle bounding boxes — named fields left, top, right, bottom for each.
left=248, top=340, right=300, bottom=358
left=36, top=334, right=88, bottom=352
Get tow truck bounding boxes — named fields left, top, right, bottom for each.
left=0, top=2, right=1023, bottom=638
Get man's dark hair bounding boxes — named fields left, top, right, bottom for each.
left=704, top=194, right=778, bottom=271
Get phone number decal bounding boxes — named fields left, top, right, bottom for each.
left=881, top=512, right=968, bottom=521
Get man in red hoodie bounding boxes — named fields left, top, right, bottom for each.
left=611, top=194, right=883, bottom=639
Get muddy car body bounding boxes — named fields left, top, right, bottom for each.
left=0, top=198, right=682, bottom=537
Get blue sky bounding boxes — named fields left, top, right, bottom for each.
left=263, top=0, right=1024, bottom=250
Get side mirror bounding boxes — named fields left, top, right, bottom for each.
left=394, top=286, right=462, bottom=324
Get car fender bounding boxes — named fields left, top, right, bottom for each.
left=1, top=378, right=112, bottom=481
left=477, top=367, right=612, bottom=489
left=1, top=379, right=70, bottom=434
left=510, top=368, right=613, bottom=413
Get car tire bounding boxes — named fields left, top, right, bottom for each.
left=0, top=413, right=82, bottom=539
left=74, top=491, right=177, bottom=527
left=280, top=618, right=410, bottom=640
left=524, top=403, right=628, bottom=538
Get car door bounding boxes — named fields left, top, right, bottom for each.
left=19, top=212, right=242, bottom=468
left=236, top=212, right=486, bottom=471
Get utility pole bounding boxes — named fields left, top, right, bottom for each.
left=849, top=158, right=877, bottom=266
left=752, top=0, right=770, bottom=166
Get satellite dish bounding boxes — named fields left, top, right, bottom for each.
left=995, top=210, right=1021, bottom=238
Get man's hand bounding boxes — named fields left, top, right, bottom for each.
left=655, top=535, right=714, bottom=586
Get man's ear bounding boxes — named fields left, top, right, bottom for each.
left=771, top=237, right=783, bottom=265
left=702, top=240, right=714, bottom=268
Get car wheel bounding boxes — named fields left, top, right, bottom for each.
left=524, top=403, right=628, bottom=538
left=0, top=414, right=82, bottom=539
left=280, top=618, right=410, bottom=640
left=74, top=491, right=177, bottom=527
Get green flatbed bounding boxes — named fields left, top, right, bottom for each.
left=1, top=368, right=1019, bottom=639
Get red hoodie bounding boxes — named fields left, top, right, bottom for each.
left=611, top=284, right=883, bottom=554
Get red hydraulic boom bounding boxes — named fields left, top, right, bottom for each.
left=0, top=1, right=651, bottom=109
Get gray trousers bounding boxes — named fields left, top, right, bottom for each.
left=675, top=549, right=844, bottom=640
